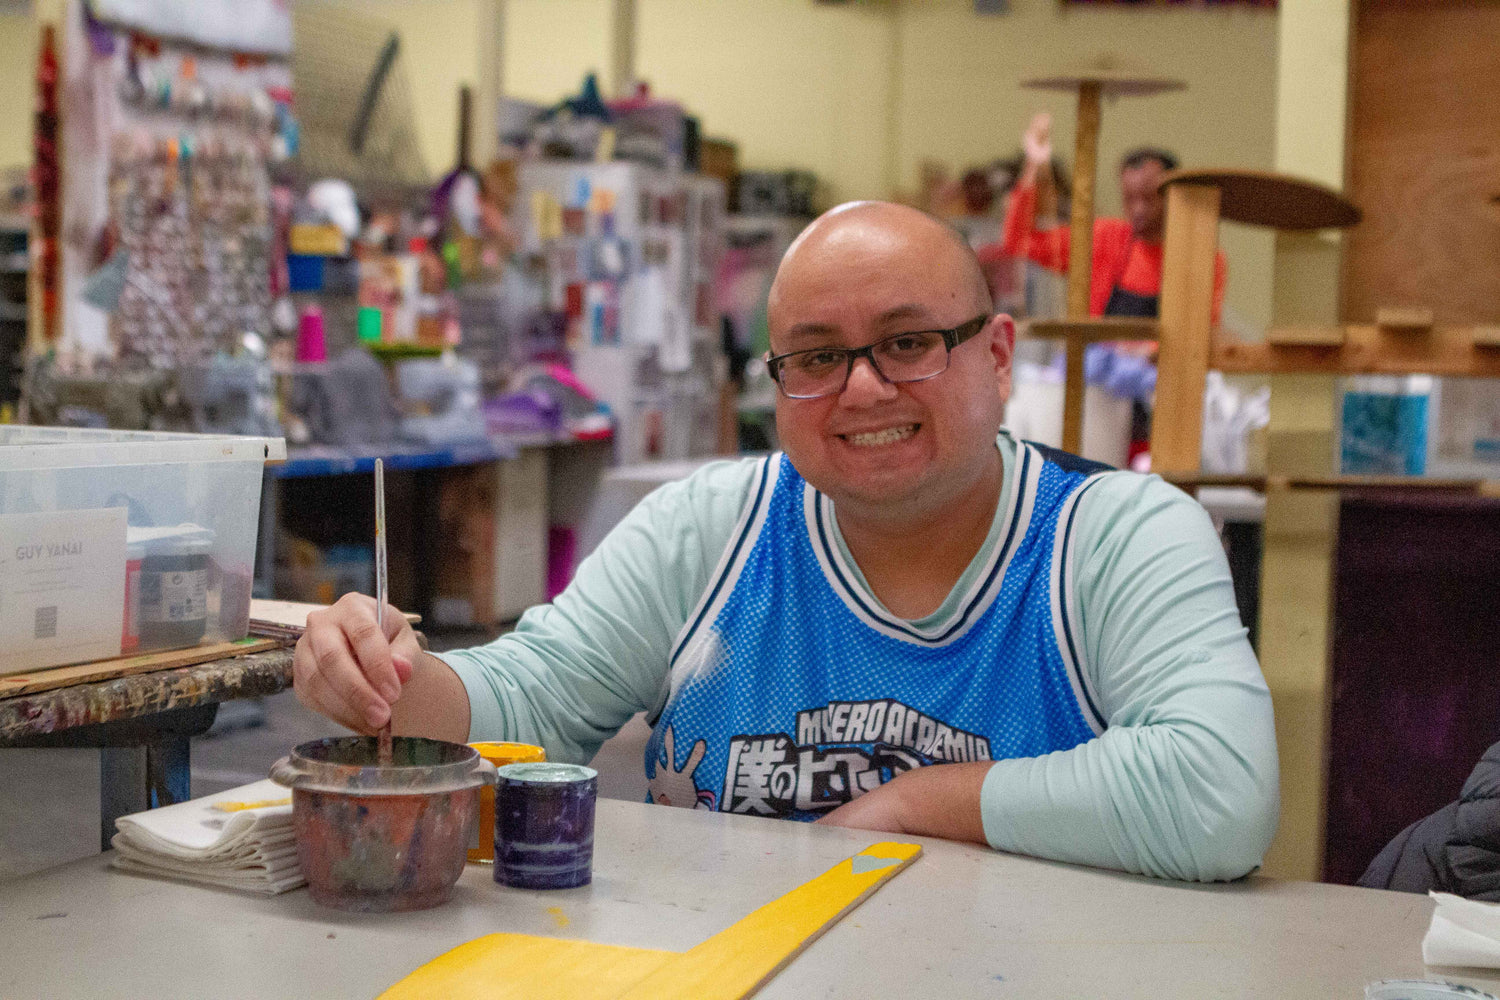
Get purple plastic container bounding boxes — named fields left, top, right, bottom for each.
left=494, top=762, right=597, bottom=889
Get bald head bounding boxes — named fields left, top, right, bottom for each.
left=768, top=202, right=993, bottom=340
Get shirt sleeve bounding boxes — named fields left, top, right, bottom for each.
left=435, top=458, right=758, bottom=764
left=1001, top=180, right=1069, bottom=272
left=978, top=472, right=1279, bottom=881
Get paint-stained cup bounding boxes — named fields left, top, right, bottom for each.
left=494, top=762, right=597, bottom=889
left=466, top=742, right=546, bottom=863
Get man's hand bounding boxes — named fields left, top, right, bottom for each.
left=815, top=762, right=993, bottom=845
left=293, top=593, right=424, bottom=733
left=816, top=778, right=911, bottom=834
left=1023, top=112, right=1053, bottom=170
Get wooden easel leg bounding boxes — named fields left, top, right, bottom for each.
left=1061, top=82, right=1100, bottom=455
left=1151, top=182, right=1221, bottom=474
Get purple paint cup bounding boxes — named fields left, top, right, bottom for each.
left=493, top=762, right=597, bottom=890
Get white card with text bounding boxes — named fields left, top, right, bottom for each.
left=0, top=507, right=127, bottom=674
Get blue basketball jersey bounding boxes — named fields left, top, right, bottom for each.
left=643, top=441, right=1112, bottom=819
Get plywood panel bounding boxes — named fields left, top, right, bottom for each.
left=1344, top=1, right=1500, bottom=325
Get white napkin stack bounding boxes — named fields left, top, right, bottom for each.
left=1424, top=892, right=1500, bottom=968
left=110, top=779, right=304, bottom=895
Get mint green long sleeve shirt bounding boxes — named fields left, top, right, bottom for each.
left=439, top=431, right=1279, bottom=882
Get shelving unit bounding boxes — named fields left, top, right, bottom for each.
left=1147, top=168, right=1500, bottom=883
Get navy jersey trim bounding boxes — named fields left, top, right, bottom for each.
left=1054, top=473, right=1110, bottom=732
left=1024, top=440, right=1115, bottom=477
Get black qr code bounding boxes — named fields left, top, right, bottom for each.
left=34, top=605, right=57, bottom=640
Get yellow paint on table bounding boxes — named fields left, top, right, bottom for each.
left=211, top=798, right=291, bottom=813
left=378, top=841, right=922, bottom=1000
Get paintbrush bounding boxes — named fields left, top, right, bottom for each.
left=375, top=458, right=393, bottom=767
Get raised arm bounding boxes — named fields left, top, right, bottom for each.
left=1000, top=112, right=1070, bottom=274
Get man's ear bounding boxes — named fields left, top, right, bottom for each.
left=986, top=313, right=1016, bottom=398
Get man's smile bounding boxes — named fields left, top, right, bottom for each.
left=837, top=423, right=921, bottom=448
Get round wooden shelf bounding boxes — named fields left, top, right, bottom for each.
left=1021, top=56, right=1185, bottom=97
left=1161, top=168, right=1362, bottom=230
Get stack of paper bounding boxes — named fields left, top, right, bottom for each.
left=110, top=779, right=304, bottom=895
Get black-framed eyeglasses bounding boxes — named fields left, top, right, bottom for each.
left=765, top=315, right=989, bottom=400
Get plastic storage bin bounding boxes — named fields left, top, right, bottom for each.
left=0, top=427, right=286, bottom=675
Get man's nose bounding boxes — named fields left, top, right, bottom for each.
left=839, top=356, right=897, bottom=404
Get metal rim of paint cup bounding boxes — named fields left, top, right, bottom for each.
left=496, top=762, right=597, bottom=784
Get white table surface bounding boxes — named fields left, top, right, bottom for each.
left=1, top=798, right=1495, bottom=999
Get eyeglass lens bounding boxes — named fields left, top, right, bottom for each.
left=779, top=331, right=948, bottom=397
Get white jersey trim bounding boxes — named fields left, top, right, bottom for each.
left=803, top=441, right=1040, bottom=648
left=662, top=455, right=781, bottom=706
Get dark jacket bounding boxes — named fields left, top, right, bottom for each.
left=1359, top=740, right=1500, bottom=899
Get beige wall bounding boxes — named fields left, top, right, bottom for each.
left=0, top=12, right=43, bottom=173
left=503, top=0, right=611, bottom=109
left=320, top=0, right=484, bottom=178
left=502, top=0, right=897, bottom=208
left=636, top=0, right=896, bottom=207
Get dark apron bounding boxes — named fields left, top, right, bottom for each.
left=1103, top=286, right=1157, bottom=318
left=1103, top=239, right=1158, bottom=318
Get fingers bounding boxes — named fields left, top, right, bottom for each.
left=293, top=593, right=410, bottom=733
left=345, top=608, right=402, bottom=704
left=294, top=629, right=373, bottom=733
left=304, top=623, right=389, bottom=732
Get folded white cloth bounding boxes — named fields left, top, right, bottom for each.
left=1424, top=892, right=1500, bottom=968
left=110, top=779, right=305, bottom=895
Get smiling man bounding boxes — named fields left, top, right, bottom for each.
left=294, top=201, right=1279, bottom=882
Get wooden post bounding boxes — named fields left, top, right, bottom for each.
left=474, top=0, right=505, bottom=164
left=610, top=0, right=637, bottom=99
left=1150, top=182, right=1221, bottom=473
left=1061, top=81, right=1101, bottom=454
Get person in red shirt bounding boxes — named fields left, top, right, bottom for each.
left=995, top=112, right=1226, bottom=325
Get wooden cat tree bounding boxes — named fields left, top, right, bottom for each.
left=1018, top=55, right=1500, bottom=882
left=1020, top=56, right=1183, bottom=454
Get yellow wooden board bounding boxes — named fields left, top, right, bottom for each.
left=378, top=841, right=921, bottom=1000
left=379, top=935, right=676, bottom=1000
left=616, top=841, right=922, bottom=1000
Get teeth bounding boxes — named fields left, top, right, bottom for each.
left=844, top=425, right=917, bottom=447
